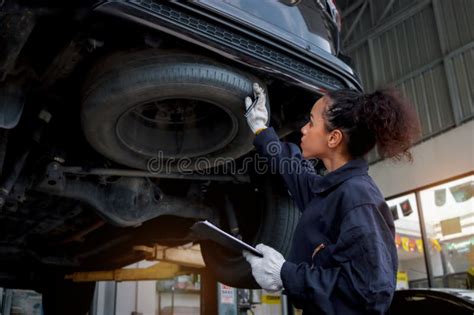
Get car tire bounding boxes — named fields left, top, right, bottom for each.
left=81, top=49, right=269, bottom=171
left=200, top=180, right=300, bottom=288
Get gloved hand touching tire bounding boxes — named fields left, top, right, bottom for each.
left=243, top=243, right=285, bottom=292
left=244, top=83, right=268, bottom=134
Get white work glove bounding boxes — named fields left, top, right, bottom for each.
left=244, top=83, right=268, bottom=134
left=243, top=243, right=285, bottom=292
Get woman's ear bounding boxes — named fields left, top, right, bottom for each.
left=327, top=129, right=343, bottom=148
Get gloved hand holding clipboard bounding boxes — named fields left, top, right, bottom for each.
left=191, top=220, right=264, bottom=257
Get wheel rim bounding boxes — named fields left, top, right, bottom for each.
left=116, top=98, right=238, bottom=159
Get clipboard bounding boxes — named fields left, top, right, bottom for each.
left=191, top=220, right=264, bottom=257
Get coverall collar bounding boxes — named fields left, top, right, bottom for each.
left=313, top=158, right=368, bottom=194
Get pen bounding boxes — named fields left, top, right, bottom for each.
left=244, top=98, right=258, bottom=117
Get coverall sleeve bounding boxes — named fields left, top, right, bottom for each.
left=253, top=127, right=319, bottom=211
left=280, top=204, right=397, bottom=314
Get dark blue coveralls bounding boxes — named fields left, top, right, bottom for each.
left=254, top=128, right=398, bottom=315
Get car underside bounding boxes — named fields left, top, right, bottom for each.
left=0, top=0, right=361, bottom=313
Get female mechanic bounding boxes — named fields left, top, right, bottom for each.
left=243, top=83, right=420, bottom=315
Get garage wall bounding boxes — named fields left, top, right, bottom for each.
left=368, top=119, right=473, bottom=197
left=340, top=0, right=474, bottom=164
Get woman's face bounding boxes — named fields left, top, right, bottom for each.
left=300, top=96, right=332, bottom=159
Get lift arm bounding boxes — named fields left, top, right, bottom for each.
left=65, top=244, right=205, bottom=282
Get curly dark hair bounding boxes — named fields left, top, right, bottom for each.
left=324, top=88, right=421, bottom=161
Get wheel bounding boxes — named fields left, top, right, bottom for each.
left=40, top=274, right=95, bottom=315
left=200, top=179, right=300, bottom=288
left=81, top=49, right=269, bottom=171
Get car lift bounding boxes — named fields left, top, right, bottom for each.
left=65, top=243, right=205, bottom=282
left=64, top=243, right=218, bottom=314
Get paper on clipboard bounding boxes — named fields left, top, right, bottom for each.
left=191, top=220, right=264, bottom=257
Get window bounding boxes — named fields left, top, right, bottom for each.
left=387, top=174, right=474, bottom=290
left=387, top=194, right=428, bottom=289
left=419, top=175, right=474, bottom=289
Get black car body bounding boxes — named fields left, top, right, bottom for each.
left=0, top=1, right=361, bottom=313
left=390, top=289, right=474, bottom=315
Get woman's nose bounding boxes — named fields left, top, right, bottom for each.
left=301, top=123, right=308, bottom=134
